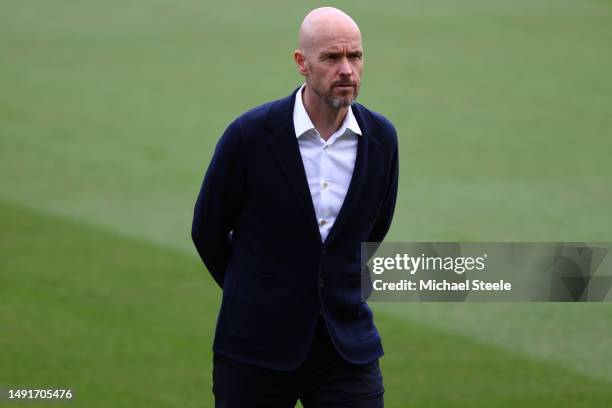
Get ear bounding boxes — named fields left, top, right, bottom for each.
left=293, top=50, right=308, bottom=76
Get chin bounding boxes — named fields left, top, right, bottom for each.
left=330, top=98, right=354, bottom=109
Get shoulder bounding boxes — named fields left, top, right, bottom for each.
left=221, top=92, right=293, bottom=141
left=235, top=91, right=294, bottom=130
left=353, top=103, right=398, bottom=146
left=235, top=99, right=277, bottom=128
left=218, top=98, right=280, bottom=147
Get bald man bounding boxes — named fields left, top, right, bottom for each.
left=192, top=7, right=398, bottom=407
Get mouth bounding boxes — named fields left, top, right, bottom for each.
left=334, top=84, right=355, bottom=90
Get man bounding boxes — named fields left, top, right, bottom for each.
left=192, top=7, right=398, bottom=407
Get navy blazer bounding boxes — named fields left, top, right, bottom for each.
left=192, top=87, right=398, bottom=370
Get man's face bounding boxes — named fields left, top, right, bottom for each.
left=303, top=34, right=363, bottom=109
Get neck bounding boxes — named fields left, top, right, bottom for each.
left=302, top=85, right=349, bottom=141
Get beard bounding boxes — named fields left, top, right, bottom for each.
left=312, top=81, right=360, bottom=109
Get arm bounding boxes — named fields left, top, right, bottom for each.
left=367, top=132, right=399, bottom=245
left=191, top=119, right=246, bottom=288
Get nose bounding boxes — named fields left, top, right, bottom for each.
left=338, top=56, right=353, bottom=76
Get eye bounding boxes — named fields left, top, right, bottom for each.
left=321, top=53, right=340, bottom=62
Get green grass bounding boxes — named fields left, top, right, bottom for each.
left=0, top=202, right=215, bottom=407
left=2, top=202, right=612, bottom=407
left=377, top=312, right=612, bottom=408
left=1, top=0, right=612, bottom=406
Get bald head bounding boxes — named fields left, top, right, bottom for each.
left=294, top=7, right=364, bottom=111
left=298, top=7, right=361, bottom=56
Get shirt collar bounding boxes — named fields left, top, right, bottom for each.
left=293, top=84, right=362, bottom=139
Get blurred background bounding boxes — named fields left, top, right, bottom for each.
left=1, top=0, right=611, bottom=406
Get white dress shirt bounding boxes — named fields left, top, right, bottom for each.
left=293, top=84, right=362, bottom=243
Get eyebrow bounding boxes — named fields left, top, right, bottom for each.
left=319, top=49, right=363, bottom=58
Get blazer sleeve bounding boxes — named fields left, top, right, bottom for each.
left=367, top=131, right=399, bottom=244
left=191, top=119, right=246, bottom=289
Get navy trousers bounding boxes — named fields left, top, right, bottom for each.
left=213, top=317, right=384, bottom=407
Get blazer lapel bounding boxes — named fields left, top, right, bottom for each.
left=323, top=104, right=381, bottom=247
left=265, top=90, right=322, bottom=244
left=264, top=91, right=382, bottom=247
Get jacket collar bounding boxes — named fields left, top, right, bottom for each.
left=264, top=86, right=381, bottom=246
left=292, top=84, right=362, bottom=139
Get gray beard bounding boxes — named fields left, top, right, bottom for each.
left=329, top=97, right=355, bottom=109
left=313, top=86, right=356, bottom=109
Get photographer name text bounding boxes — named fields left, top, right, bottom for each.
left=372, top=279, right=512, bottom=292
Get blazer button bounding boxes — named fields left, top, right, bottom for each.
left=318, top=277, right=325, bottom=287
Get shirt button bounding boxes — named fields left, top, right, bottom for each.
left=321, top=182, right=328, bottom=190
left=318, top=278, right=325, bottom=287
left=319, top=219, right=327, bottom=226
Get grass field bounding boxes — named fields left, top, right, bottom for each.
left=1, top=0, right=612, bottom=406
